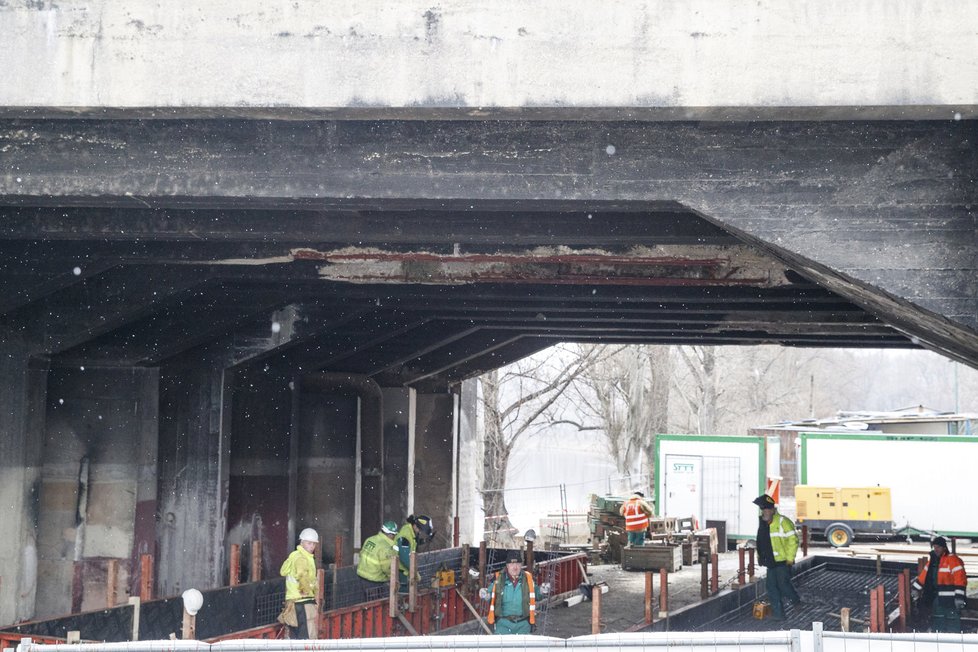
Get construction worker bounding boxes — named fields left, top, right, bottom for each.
left=752, top=493, right=801, bottom=621
left=356, top=520, right=399, bottom=600
left=912, top=536, right=967, bottom=632
left=396, top=514, right=433, bottom=591
left=619, top=490, right=653, bottom=547
left=486, top=551, right=537, bottom=635
left=278, top=527, right=319, bottom=639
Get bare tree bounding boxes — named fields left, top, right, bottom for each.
left=479, top=345, right=604, bottom=547
left=673, top=345, right=719, bottom=434
left=557, top=344, right=672, bottom=494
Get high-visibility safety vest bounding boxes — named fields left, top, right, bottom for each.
left=487, top=570, right=536, bottom=625
left=397, top=523, right=418, bottom=575
left=357, top=531, right=397, bottom=582
left=913, top=553, right=967, bottom=604
left=280, top=545, right=317, bottom=602
left=622, top=497, right=650, bottom=532
left=767, top=513, right=798, bottom=563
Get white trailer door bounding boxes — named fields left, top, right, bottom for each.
left=664, top=454, right=702, bottom=520
left=702, top=456, right=742, bottom=533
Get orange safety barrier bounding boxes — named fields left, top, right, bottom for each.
left=1, top=633, right=74, bottom=651
left=207, top=551, right=586, bottom=642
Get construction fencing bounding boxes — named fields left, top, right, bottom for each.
left=12, top=625, right=978, bottom=652
left=1, top=548, right=587, bottom=645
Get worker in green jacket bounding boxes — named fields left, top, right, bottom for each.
left=753, top=494, right=801, bottom=621
left=356, top=520, right=399, bottom=600
left=397, top=514, right=433, bottom=591
left=278, top=527, right=319, bottom=638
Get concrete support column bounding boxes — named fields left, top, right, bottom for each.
left=456, top=379, right=480, bottom=546
left=130, top=371, right=160, bottom=599
left=0, top=337, right=46, bottom=626
left=382, top=388, right=414, bottom=525
left=157, top=362, right=232, bottom=595
left=413, top=392, right=455, bottom=549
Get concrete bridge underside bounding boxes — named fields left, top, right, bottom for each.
left=0, top=116, right=975, bottom=627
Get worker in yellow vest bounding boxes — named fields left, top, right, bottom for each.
left=278, top=527, right=319, bottom=638
left=356, top=520, right=399, bottom=600
left=486, top=551, right=537, bottom=635
left=396, top=514, right=433, bottom=591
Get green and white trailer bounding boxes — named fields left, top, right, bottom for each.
left=654, top=434, right=766, bottom=540
left=799, top=431, right=978, bottom=539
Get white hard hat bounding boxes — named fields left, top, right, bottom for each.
left=299, top=528, right=319, bottom=543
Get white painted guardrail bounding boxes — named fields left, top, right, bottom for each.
left=15, top=623, right=978, bottom=652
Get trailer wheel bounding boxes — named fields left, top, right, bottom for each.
left=825, top=523, right=854, bottom=548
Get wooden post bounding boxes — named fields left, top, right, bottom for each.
left=748, top=548, right=755, bottom=582
left=711, top=553, right=719, bottom=595
left=917, top=556, right=927, bottom=574
left=877, top=585, right=885, bottom=632
left=950, top=536, right=957, bottom=555
left=317, top=568, right=326, bottom=608
left=897, top=569, right=909, bottom=632
left=229, top=544, right=241, bottom=586
left=453, top=516, right=460, bottom=547
left=129, top=596, right=141, bottom=641
left=251, top=540, right=263, bottom=581
left=334, top=535, right=343, bottom=568
left=876, top=554, right=882, bottom=576
left=331, top=562, right=338, bottom=611
left=139, top=553, right=154, bottom=602
left=526, top=540, right=534, bottom=571
left=658, top=568, right=668, bottom=616
left=644, top=572, right=654, bottom=624
left=591, top=583, right=602, bottom=634
left=840, top=607, right=851, bottom=632
left=461, top=543, right=471, bottom=594
left=869, top=584, right=885, bottom=632
left=700, top=554, right=709, bottom=598
left=182, top=609, right=195, bottom=640
left=106, top=559, right=118, bottom=607
left=408, top=551, right=418, bottom=613
left=389, top=556, right=399, bottom=618
left=738, top=547, right=746, bottom=585
left=478, top=541, right=487, bottom=587
left=801, top=525, right=809, bottom=557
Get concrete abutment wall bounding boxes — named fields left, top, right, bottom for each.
left=0, top=348, right=461, bottom=626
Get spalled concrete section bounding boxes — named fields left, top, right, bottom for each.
left=413, top=393, right=456, bottom=548
left=0, top=340, right=46, bottom=626
left=1, top=1, right=977, bottom=116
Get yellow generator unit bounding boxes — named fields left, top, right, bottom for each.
left=794, top=486, right=893, bottom=547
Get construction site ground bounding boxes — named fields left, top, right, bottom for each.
left=446, top=541, right=978, bottom=638
left=447, top=548, right=747, bottom=637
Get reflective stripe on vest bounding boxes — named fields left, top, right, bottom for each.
left=487, top=570, right=536, bottom=625
left=624, top=498, right=650, bottom=531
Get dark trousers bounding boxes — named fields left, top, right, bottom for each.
left=931, top=598, right=962, bottom=633
left=288, top=601, right=318, bottom=639
left=766, top=564, right=800, bottom=618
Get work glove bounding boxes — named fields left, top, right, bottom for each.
left=955, top=598, right=966, bottom=610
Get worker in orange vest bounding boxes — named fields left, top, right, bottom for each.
left=912, top=536, right=967, bottom=632
left=486, top=551, right=537, bottom=634
left=619, top=490, right=653, bottom=547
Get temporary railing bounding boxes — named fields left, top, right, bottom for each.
left=14, top=623, right=978, bottom=652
